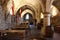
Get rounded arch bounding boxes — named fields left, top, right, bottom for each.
left=51, top=5, right=59, bottom=11
left=21, top=9, right=34, bottom=18
left=16, top=5, right=35, bottom=14
left=51, top=5, right=59, bottom=17
left=16, top=5, right=36, bottom=18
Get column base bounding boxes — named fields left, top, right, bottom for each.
left=43, top=26, right=53, bottom=38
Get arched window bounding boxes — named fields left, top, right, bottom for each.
left=23, top=13, right=33, bottom=21
left=25, top=14, right=29, bottom=20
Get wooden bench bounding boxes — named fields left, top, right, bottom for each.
left=0, top=30, right=26, bottom=40
left=12, top=23, right=29, bottom=30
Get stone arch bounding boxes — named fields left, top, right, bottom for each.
left=21, top=9, right=34, bottom=18
left=16, top=5, right=36, bottom=19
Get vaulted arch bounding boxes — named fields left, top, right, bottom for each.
left=16, top=5, right=35, bottom=15
left=16, top=5, right=36, bottom=19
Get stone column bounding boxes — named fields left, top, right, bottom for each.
left=41, top=0, right=54, bottom=37
left=41, top=0, right=54, bottom=27
left=43, top=12, right=50, bottom=27
left=41, top=12, right=51, bottom=37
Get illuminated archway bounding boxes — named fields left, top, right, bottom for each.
left=15, top=5, right=35, bottom=23
left=51, top=5, right=59, bottom=17
left=23, top=13, right=33, bottom=21
left=21, top=9, right=33, bottom=18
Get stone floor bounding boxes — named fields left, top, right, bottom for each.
left=30, top=32, right=60, bottom=40
left=0, top=30, right=60, bottom=40
left=53, top=33, right=60, bottom=40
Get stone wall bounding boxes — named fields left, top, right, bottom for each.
left=0, top=0, right=42, bottom=30
left=0, top=5, right=15, bottom=30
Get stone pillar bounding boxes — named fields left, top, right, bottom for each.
left=41, top=12, right=51, bottom=36
left=41, top=0, right=54, bottom=37
left=40, top=0, right=54, bottom=26
left=36, top=12, right=41, bottom=23
left=43, top=12, right=50, bottom=27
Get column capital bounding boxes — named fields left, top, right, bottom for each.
left=43, top=12, right=51, bottom=17
left=43, top=12, right=51, bottom=27
left=43, top=12, right=50, bottom=14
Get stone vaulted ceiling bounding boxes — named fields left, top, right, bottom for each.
left=0, top=0, right=9, bottom=5
left=0, top=0, right=60, bottom=11
left=53, top=0, right=60, bottom=11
